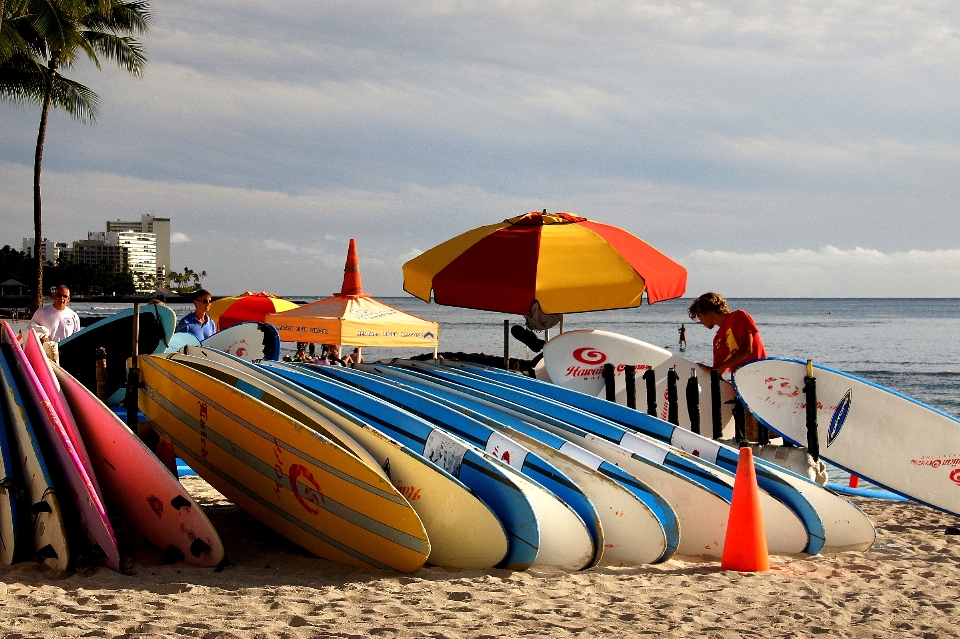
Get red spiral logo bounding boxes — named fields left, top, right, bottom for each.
left=950, top=468, right=960, bottom=487
left=573, top=347, right=606, bottom=365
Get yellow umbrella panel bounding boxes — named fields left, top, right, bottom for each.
left=266, top=295, right=439, bottom=348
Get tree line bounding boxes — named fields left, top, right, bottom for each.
left=1, top=0, right=152, bottom=311
left=0, top=245, right=208, bottom=297
left=0, top=244, right=136, bottom=296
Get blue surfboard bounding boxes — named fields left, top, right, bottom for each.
left=353, top=362, right=680, bottom=563
left=260, top=363, right=541, bottom=570
left=298, top=363, right=603, bottom=566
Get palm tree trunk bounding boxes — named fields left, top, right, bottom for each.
left=32, top=54, right=59, bottom=313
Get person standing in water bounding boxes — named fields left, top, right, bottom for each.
left=678, top=323, right=687, bottom=350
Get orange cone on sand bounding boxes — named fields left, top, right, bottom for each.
left=338, top=238, right=367, bottom=297
left=720, top=447, right=770, bottom=572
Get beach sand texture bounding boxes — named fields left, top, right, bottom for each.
left=1, top=475, right=958, bottom=638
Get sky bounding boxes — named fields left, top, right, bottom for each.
left=2, top=0, right=960, bottom=299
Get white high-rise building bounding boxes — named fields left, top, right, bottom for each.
left=21, top=238, right=62, bottom=263
left=107, top=214, right=171, bottom=284
left=87, top=231, right=157, bottom=292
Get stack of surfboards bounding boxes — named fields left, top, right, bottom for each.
left=138, top=338, right=877, bottom=572
left=0, top=321, right=223, bottom=572
left=543, top=328, right=960, bottom=519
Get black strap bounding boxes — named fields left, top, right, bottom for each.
left=685, top=372, right=701, bottom=435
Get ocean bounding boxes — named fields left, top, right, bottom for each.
left=67, top=297, right=960, bottom=420
left=65, top=296, right=955, bottom=494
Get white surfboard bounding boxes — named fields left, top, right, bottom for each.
left=459, top=361, right=875, bottom=554
left=202, top=322, right=281, bottom=362
left=544, top=329, right=736, bottom=438
left=735, top=358, right=960, bottom=518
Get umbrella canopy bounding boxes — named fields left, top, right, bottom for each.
left=209, top=292, right=299, bottom=330
left=266, top=239, right=440, bottom=348
left=402, top=211, right=688, bottom=314
left=266, top=295, right=439, bottom=347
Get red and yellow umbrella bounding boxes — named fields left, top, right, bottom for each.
left=403, top=211, right=687, bottom=314
left=209, top=292, right=300, bottom=330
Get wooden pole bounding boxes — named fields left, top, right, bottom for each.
left=503, top=320, right=509, bottom=369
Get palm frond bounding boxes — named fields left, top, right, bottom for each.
left=84, top=31, right=144, bottom=75
left=49, top=72, right=98, bottom=122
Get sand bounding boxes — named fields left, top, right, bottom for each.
left=1, top=476, right=959, bottom=638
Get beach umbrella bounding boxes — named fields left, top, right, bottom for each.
left=266, top=240, right=440, bottom=350
left=403, top=211, right=687, bottom=315
left=209, top=292, right=299, bottom=330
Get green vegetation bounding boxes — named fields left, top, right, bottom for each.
left=0, top=0, right=152, bottom=311
left=169, top=267, right=207, bottom=294
left=0, top=244, right=135, bottom=296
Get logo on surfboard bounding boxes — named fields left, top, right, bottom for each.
left=950, top=468, right=960, bottom=487
left=572, top=347, right=606, bottom=365
left=826, top=389, right=853, bottom=447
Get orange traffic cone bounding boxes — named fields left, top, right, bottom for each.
left=720, top=446, right=770, bottom=571
left=339, top=238, right=365, bottom=297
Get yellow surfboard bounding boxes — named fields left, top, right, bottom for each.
left=138, top=355, right=429, bottom=572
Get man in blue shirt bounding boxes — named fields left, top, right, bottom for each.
left=176, top=289, right=217, bottom=341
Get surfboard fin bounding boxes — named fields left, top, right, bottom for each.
left=189, top=538, right=212, bottom=558
left=30, top=500, right=53, bottom=515
left=170, top=495, right=191, bottom=510
left=36, top=544, right=58, bottom=561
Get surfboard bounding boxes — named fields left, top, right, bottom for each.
left=734, top=357, right=960, bottom=518
left=355, top=363, right=678, bottom=565
left=304, top=363, right=605, bottom=568
left=2, top=322, right=120, bottom=571
left=0, top=345, right=21, bottom=565
left=459, top=361, right=875, bottom=554
left=201, top=322, right=281, bottom=362
left=175, top=346, right=508, bottom=569
left=263, top=363, right=575, bottom=570
left=544, top=329, right=737, bottom=438
left=22, top=330, right=105, bottom=502
left=368, top=362, right=736, bottom=557
left=167, top=354, right=385, bottom=477
left=138, top=355, right=430, bottom=572
left=403, top=360, right=812, bottom=554
left=53, top=363, right=225, bottom=567
left=59, top=304, right=177, bottom=405
left=164, top=332, right=201, bottom=353
left=0, top=337, right=70, bottom=570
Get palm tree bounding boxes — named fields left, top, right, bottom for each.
left=0, top=0, right=151, bottom=311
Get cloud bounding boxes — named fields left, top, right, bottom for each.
left=170, top=232, right=191, bottom=243
left=685, top=246, right=960, bottom=297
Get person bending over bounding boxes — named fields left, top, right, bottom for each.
left=688, top=292, right=768, bottom=441
left=688, top=292, right=767, bottom=375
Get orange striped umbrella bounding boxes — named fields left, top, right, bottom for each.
left=403, top=211, right=687, bottom=314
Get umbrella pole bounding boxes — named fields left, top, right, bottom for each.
left=503, top=320, right=509, bottom=369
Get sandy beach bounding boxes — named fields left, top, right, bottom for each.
left=0, top=475, right=956, bottom=638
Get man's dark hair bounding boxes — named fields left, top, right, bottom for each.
left=688, top=292, right=730, bottom=320
left=191, top=289, right=212, bottom=302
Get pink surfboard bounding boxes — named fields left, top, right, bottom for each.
left=1, top=323, right=120, bottom=571
left=53, top=363, right=225, bottom=566
left=23, top=331, right=105, bottom=501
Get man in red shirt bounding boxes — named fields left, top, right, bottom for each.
left=688, top=292, right=768, bottom=441
left=687, top=292, right=767, bottom=374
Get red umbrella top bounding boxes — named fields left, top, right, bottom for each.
left=403, top=211, right=687, bottom=315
